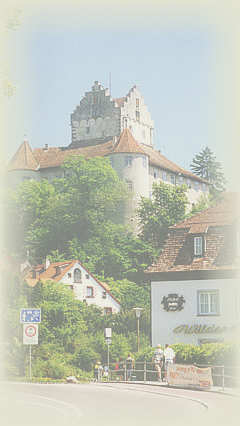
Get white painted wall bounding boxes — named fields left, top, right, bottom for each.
left=120, top=87, right=154, bottom=146
left=151, top=278, right=240, bottom=346
left=60, top=262, right=120, bottom=313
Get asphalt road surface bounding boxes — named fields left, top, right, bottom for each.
left=0, top=382, right=239, bottom=426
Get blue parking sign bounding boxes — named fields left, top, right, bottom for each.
left=20, top=309, right=41, bottom=323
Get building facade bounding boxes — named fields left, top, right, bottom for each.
left=8, top=81, right=210, bottom=224
left=146, top=194, right=240, bottom=346
left=25, top=259, right=120, bottom=314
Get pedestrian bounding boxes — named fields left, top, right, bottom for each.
left=103, top=365, right=109, bottom=380
left=125, top=354, right=134, bottom=381
left=164, top=344, right=175, bottom=380
left=94, top=361, right=103, bottom=382
left=152, top=344, right=164, bottom=382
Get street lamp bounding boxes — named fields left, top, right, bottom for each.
left=133, top=307, right=143, bottom=352
left=104, top=328, right=112, bottom=372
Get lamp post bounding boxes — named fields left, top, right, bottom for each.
left=104, top=328, right=112, bottom=371
left=133, top=307, right=143, bottom=352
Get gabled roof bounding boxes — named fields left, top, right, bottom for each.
left=170, top=193, right=239, bottom=229
left=25, top=259, right=120, bottom=305
left=146, top=193, right=240, bottom=274
left=8, top=141, right=39, bottom=171
left=111, top=128, right=147, bottom=155
left=33, top=140, right=114, bottom=169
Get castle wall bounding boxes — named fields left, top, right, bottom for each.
left=71, top=82, right=121, bottom=143
left=149, top=165, right=209, bottom=209
left=120, top=87, right=154, bottom=146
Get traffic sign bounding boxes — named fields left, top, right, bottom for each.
left=23, top=324, right=38, bottom=345
left=20, top=309, right=41, bottom=323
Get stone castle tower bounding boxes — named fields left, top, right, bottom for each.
left=70, top=81, right=154, bottom=148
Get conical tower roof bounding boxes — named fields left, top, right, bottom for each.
left=8, top=140, right=39, bottom=171
left=111, top=128, right=147, bottom=155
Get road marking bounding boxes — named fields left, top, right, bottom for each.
left=101, top=383, right=209, bottom=410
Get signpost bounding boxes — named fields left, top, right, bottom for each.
left=104, top=328, right=112, bottom=373
left=21, top=308, right=41, bottom=380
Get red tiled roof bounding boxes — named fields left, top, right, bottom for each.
left=114, top=97, right=126, bottom=107
left=9, top=133, right=208, bottom=185
left=25, top=260, right=120, bottom=305
left=111, top=128, right=147, bottom=155
left=170, top=193, right=239, bottom=229
left=33, top=140, right=114, bottom=169
left=146, top=193, right=240, bottom=274
left=8, top=141, right=39, bottom=171
left=140, top=144, right=208, bottom=183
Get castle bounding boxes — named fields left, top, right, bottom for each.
left=8, top=81, right=209, bottom=225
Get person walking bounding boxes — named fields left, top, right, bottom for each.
left=94, top=361, right=103, bottom=382
left=164, top=344, right=175, bottom=381
left=152, top=344, right=164, bottom=382
left=125, top=354, right=134, bottom=381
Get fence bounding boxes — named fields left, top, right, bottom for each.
left=99, top=361, right=240, bottom=391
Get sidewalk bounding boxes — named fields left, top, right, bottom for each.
left=112, top=379, right=240, bottom=398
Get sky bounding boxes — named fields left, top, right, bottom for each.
left=2, top=1, right=240, bottom=189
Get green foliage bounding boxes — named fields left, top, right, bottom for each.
left=5, top=156, right=127, bottom=263
left=188, top=194, right=211, bottom=217
left=106, top=278, right=150, bottom=311
left=190, top=147, right=226, bottom=197
left=137, top=182, right=188, bottom=249
left=172, top=343, right=240, bottom=366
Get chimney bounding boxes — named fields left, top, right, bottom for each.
left=45, top=257, right=50, bottom=270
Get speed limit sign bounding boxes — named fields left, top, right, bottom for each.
left=23, top=323, right=38, bottom=345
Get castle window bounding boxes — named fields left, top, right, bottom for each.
left=197, top=290, right=219, bottom=315
left=74, top=268, right=82, bottom=283
left=86, top=126, right=90, bottom=134
left=126, top=180, right=133, bottom=191
left=125, top=156, right=132, bottom=167
left=187, top=179, right=191, bottom=188
left=136, top=98, right=139, bottom=108
left=102, top=291, right=107, bottom=299
left=162, top=171, right=167, bottom=181
left=170, top=174, right=175, bottom=185
left=136, top=110, right=140, bottom=122
left=142, top=157, right=147, bottom=168
left=194, top=236, right=203, bottom=256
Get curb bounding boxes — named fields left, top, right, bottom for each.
left=104, top=380, right=240, bottom=398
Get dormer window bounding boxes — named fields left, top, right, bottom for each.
left=194, top=236, right=203, bottom=256
left=74, top=268, right=82, bottom=283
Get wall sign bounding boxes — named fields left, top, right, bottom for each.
left=161, top=294, right=185, bottom=312
left=173, top=324, right=238, bottom=334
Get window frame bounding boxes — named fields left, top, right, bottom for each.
left=194, top=236, right=203, bottom=256
left=197, top=290, right=220, bottom=316
left=86, top=286, right=94, bottom=298
left=74, top=268, right=82, bottom=283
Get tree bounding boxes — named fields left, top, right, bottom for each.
left=137, top=182, right=188, bottom=250
left=190, top=147, right=226, bottom=197
left=5, top=156, right=127, bottom=263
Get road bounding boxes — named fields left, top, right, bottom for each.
left=0, top=382, right=239, bottom=426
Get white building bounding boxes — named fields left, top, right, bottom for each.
left=25, top=259, right=120, bottom=314
left=8, top=81, right=210, bottom=225
left=146, top=193, right=240, bottom=346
